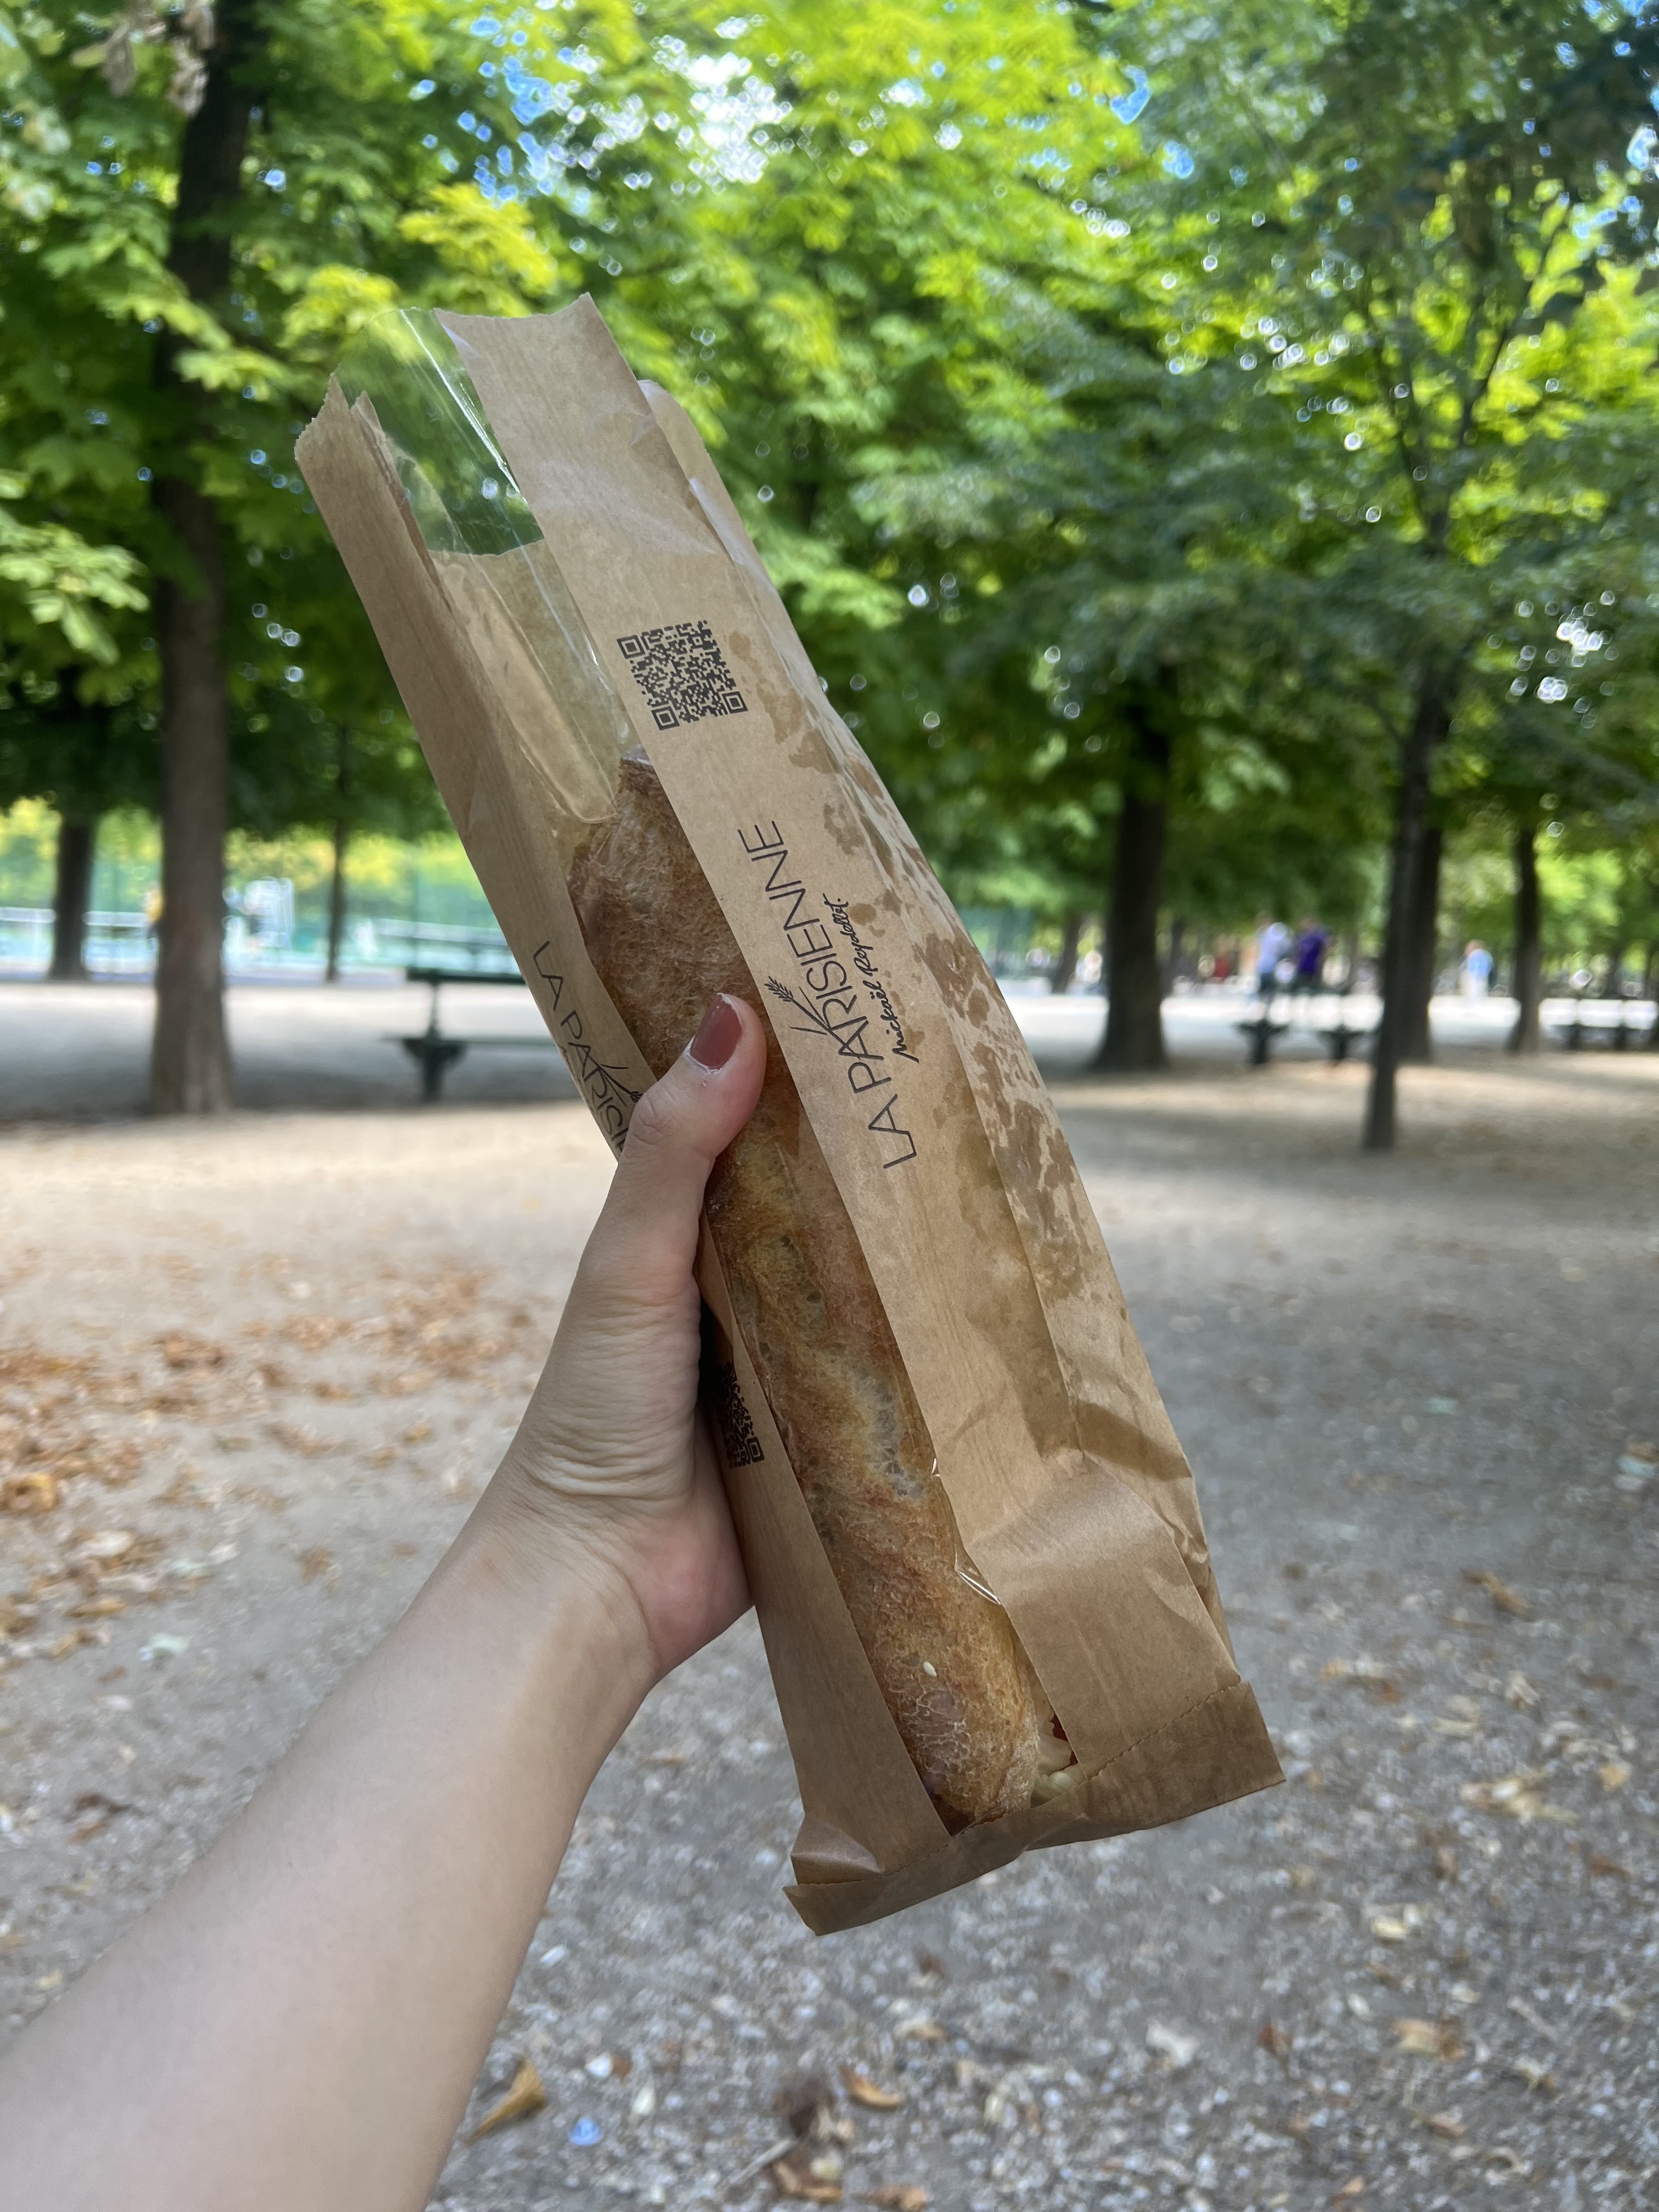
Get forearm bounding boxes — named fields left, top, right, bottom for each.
left=0, top=1490, right=654, bottom=2212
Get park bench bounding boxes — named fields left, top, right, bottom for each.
left=390, top=966, right=558, bottom=1102
left=1548, top=1009, right=1654, bottom=1052
left=1236, top=1000, right=1375, bottom=1067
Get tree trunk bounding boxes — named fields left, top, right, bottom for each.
left=1049, top=910, right=1084, bottom=995
left=1092, top=710, right=1171, bottom=1073
left=325, top=815, right=349, bottom=983
left=1341, top=927, right=1361, bottom=994
left=324, top=724, right=352, bottom=983
left=1601, top=944, right=1624, bottom=1001
left=1164, top=914, right=1188, bottom=995
left=1399, top=821, right=1442, bottom=1063
left=1507, top=821, right=1543, bottom=1054
left=48, top=815, right=97, bottom=982
left=148, top=0, right=258, bottom=1114
left=1364, top=665, right=1453, bottom=1150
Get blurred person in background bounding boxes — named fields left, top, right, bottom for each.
left=1462, top=939, right=1493, bottom=1000
left=1289, top=918, right=1329, bottom=997
left=1253, top=915, right=1291, bottom=1007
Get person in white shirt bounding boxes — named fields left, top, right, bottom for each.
left=1254, top=916, right=1291, bottom=1006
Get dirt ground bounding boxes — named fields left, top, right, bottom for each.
left=1, top=1035, right=1655, bottom=2211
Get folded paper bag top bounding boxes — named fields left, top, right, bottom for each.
left=296, top=297, right=1281, bottom=1933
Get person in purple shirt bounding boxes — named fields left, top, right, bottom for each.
left=1289, top=919, right=1329, bottom=996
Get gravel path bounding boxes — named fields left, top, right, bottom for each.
left=1, top=1046, right=1655, bottom=2211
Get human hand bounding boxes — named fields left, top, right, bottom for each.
left=477, top=994, right=768, bottom=1681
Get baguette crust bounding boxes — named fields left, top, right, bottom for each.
left=569, top=754, right=1045, bottom=1827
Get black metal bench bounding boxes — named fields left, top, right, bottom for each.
left=1549, top=1013, right=1648, bottom=1052
left=390, top=966, right=558, bottom=1102
left=1236, top=1001, right=1375, bottom=1066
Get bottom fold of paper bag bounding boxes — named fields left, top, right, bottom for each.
left=784, top=1677, right=1283, bottom=1936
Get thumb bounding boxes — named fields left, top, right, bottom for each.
left=583, top=994, right=767, bottom=1307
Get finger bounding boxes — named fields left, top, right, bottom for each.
left=579, top=994, right=766, bottom=1307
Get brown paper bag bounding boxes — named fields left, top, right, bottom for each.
left=297, top=298, right=1280, bottom=1933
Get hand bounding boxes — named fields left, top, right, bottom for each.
left=479, top=993, right=768, bottom=1680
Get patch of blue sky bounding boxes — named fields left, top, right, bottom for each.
left=1109, top=66, right=1150, bottom=125
left=684, top=49, right=786, bottom=182
left=504, top=53, right=562, bottom=124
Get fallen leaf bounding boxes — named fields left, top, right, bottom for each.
left=1257, top=2018, right=1293, bottom=2061
left=1507, top=2057, right=1555, bottom=2094
left=1368, top=1905, right=1424, bottom=1943
left=1146, top=2021, right=1198, bottom=2069
left=1598, top=1760, right=1630, bottom=1793
left=840, top=2067, right=902, bottom=2111
left=1423, top=2112, right=1465, bottom=2140
left=1586, top=1852, right=1631, bottom=1881
left=4, top=1472, right=59, bottom=1515
left=891, top=2017, right=945, bottom=2042
left=159, top=1333, right=225, bottom=1371
left=77, top=1531, right=138, bottom=1563
left=1330, top=2180, right=1365, bottom=2201
left=1463, top=1570, right=1531, bottom=1619
left=868, top=2190, right=928, bottom=2211
left=1459, top=1774, right=1573, bottom=1824
left=65, top=1596, right=127, bottom=1621
left=1484, top=2147, right=1532, bottom=2179
left=1393, top=2018, right=1463, bottom=2062
left=66, top=1791, right=132, bottom=1843
left=770, top=2154, right=843, bottom=2203
left=470, top=2056, right=545, bottom=2141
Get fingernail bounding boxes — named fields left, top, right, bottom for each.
left=687, top=994, right=742, bottom=1071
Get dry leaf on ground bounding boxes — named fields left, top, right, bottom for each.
left=1586, top=1851, right=1631, bottom=1881
left=841, top=2066, right=902, bottom=2111
left=469, top=2056, right=545, bottom=2141
left=1463, top=1570, right=1531, bottom=1618
left=1459, top=1774, right=1573, bottom=1824
left=159, top=1333, right=225, bottom=1371
left=868, top=2189, right=928, bottom=2211
left=771, top=2153, right=844, bottom=2203
left=1598, top=1759, right=1630, bottom=1792
left=1393, top=2018, right=1464, bottom=2062
left=1508, top=2057, right=1556, bottom=2094
left=1422, top=2112, right=1465, bottom=2139
left=1146, top=2022, right=1198, bottom=2069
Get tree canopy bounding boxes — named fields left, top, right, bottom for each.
left=1, top=0, right=1656, bottom=1131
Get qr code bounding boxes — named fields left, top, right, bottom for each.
left=708, top=1361, right=764, bottom=1468
left=617, top=622, right=748, bottom=731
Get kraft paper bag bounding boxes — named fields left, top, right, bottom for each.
left=297, top=299, right=1280, bottom=1934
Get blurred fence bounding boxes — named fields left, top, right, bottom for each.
left=0, top=909, right=517, bottom=980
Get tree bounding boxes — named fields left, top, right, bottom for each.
left=1146, top=0, right=1659, bottom=1143
left=0, top=469, right=152, bottom=980
left=2, top=0, right=719, bottom=1103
